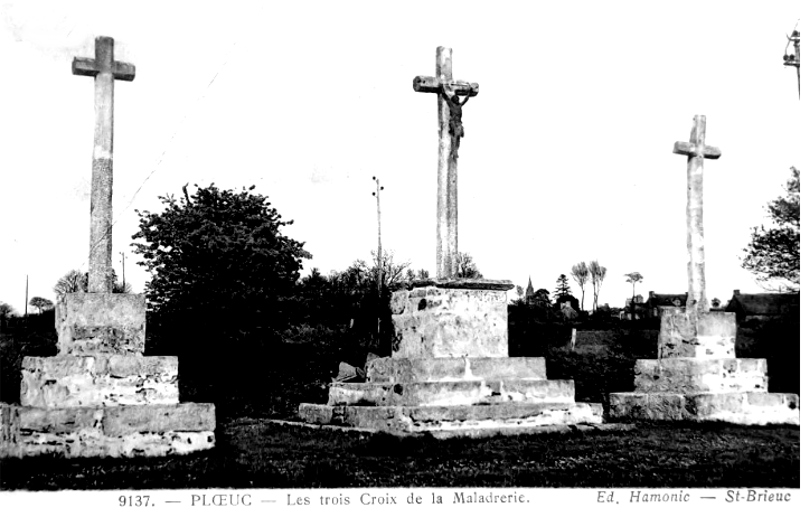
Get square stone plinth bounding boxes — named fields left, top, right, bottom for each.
left=391, top=286, right=509, bottom=358
left=56, top=293, right=146, bottom=354
left=657, top=308, right=736, bottom=359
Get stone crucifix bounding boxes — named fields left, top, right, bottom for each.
left=72, top=36, right=135, bottom=293
left=413, top=47, right=479, bottom=279
left=673, top=115, right=721, bottom=313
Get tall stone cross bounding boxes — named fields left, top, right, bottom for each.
left=72, top=36, right=136, bottom=293
left=413, top=47, right=479, bottom=279
left=673, top=115, right=721, bottom=313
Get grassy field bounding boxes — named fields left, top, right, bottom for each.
left=1, top=419, right=798, bottom=490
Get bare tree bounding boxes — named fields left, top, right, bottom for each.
left=589, top=260, right=607, bottom=312
left=454, top=252, right=483, bottom=279
left=54, top=269, right=88, bottom=295
left=571, top=262, right=589, bottom=311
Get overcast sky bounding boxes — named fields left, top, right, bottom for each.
left=1, top=1, right=799, bottom=313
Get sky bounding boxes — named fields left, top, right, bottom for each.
left=0, top=0, right=799, bottom=314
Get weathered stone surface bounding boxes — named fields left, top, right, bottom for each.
left=609, top=392, right=799, bottom=425
left=56, top=293, right=146, bottom=354
left=20, top=356, right=179, bottom=407
left=19, top=407, right=103, bottom=433
left=2, top=402, right=215, bottom=458
left=1, top=404, right=20, bottom=455
left=633, top=358, right=768, bottom=394
left=657, top=308, right=736, bottom=358
left=103, top=403, right=216, bottom=436
left=366, top=357, right=547, bottom=383
left=328, top=379, right=574, bottom=407
left=391, top=287, right=509, bottom=357
left=298, top=402, right=603, bottom=434
left=3, top=430, right=214, bottom=458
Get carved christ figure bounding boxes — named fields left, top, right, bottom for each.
left=441, top=85, right=470, bottom=160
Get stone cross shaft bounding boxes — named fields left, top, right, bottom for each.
left=413, top=47, right=479, bottom=279
left=72, top=36, right=135, bottom=293
left=673, top=115, right=721, bottom=313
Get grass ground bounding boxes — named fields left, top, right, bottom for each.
left=1, top=419, right=798, bottom=490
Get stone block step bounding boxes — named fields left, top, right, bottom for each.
left=608, top=391, right=799, bottom=425
left=633, top=358, right=768, bottom=394
left=20, top=356, right=179, bottom=407
left=0, top=402, right=215, bottom=458
left=298, top=402, right=603, bottom=434
left=56, top=293, right=146, bottom=354
left=366, top=356, right=547, bottom=383
left=328, top=379, right=575, bottom=406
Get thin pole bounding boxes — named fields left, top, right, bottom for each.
left=24, top=274, right=28, bottom=319
left=120, top=252, right=126, bottom=290
left=372, top=177, right=384, bottom=337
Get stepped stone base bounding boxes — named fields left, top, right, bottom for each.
left=609, top=392, right=799, bottom=425
left=299, top=283, right=601, bottom=435
left=0, top=402, right=215, bottom=458
left=299, top=402, right=603, bottom=434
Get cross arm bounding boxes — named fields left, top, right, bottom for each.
left=413, top=76, right=479, bottom=96
left=72, top=58, right=136, bottom=81
left=673, top=141, right=721, bottom=160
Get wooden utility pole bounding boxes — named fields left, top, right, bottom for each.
left=784, top=29, right=800, bottom=99
left=372, top=177, right=384, bottom=337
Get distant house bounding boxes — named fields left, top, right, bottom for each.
left=645, top=291, right=688, bottom=318
left=724, top=290, right=800, bottom=322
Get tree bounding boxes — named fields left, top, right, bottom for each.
left=132, top=184, right=311, bottom=343
left=29, top=297, right=53, bottom=314
left=0, top=302, right=15, bottom=320
left=571, top=261, right=589, bottom=311
left=554, top=274, right=571, bottom=301
left=589, top=260, right=607, bottom=311
left=742, top=167, right=800, bottom=291
left=624, top=272, right=643, bottom=300
left=54, top=269, right=131, bottom=295
left=454, top=252, right=482, bottom=279
left=371, top=249, right=410, bottom=291
left=54, top=269, right=88, bottom=294
left=624, top=272, right=643, bottom=317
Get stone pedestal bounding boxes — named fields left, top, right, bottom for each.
left=609, top=308, right=799, bottom=425
left=298, top=280, right=603, bottom=436
left=0, top=293, right=216, bottom=458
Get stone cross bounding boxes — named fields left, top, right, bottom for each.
left=72, top=36, right=136, bottom=293
left=673, top=115, right=721, bottom=313
left=413, top=47, right=479, bottom=279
